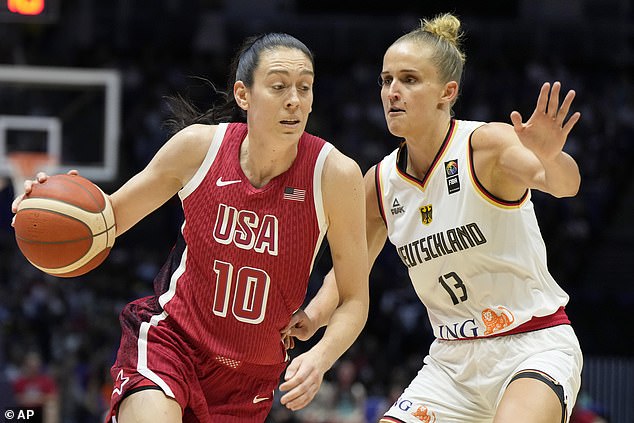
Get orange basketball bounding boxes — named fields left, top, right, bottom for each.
left=13, top=174, right=116, bottom=278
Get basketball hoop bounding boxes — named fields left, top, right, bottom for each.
left=7, top=151, right=58, bottom=195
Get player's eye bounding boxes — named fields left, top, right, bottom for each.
left=378, top=76, right=392, bottom=87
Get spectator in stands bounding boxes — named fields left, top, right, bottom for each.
left=12, top=350, right=59, bottom=423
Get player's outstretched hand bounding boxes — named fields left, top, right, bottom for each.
left=279, top=349, right=328, bottom=411
left=11, top=170, right=79, bottom=219
left=510, top=81, right=581, bottom=162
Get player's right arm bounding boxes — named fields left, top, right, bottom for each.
left=10, top=124, right=216, bottom=233
left=283, top=165, right=388, bottom=340
left=363, top=164, right=390, bottom=273
left=110, top=124, right=216, bottom=236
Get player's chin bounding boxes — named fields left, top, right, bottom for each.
left=386, top=122, right=406, bottom=138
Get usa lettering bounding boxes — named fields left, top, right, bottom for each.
left=213, top=204, right=278, bottom=255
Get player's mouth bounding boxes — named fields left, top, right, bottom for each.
left=388, top=106, right=405, bottom=115
left=280, top=119, right=301, bottom=126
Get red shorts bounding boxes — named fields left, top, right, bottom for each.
left=105, top=297, right=288, bottom=423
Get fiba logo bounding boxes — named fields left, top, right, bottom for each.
left=444, top=159, right=460, bottom=194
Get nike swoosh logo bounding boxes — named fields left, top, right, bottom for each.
left=216, top=177, right=242, bottom=187
left=252, top=395, right=270, bottom=404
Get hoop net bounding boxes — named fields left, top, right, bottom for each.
left=7, top=151, right=58, bottom=195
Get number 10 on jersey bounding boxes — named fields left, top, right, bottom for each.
left=213, top=260, right=271, bottom=324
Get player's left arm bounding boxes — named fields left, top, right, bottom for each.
left=279, top=148, right=369, bottom=411
left=494, top=81, right=581, bottom=198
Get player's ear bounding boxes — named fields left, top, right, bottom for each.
left=441, top=81, right=459, bottom=104
left=234, top=81, right=249, bottom=111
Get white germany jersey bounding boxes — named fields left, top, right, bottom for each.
left=376, top=119, right=570, bottom=340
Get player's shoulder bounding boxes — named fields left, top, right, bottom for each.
left=168, top=124, right=221, bottom=157
left=471, top=121, right=516, bottom=150
left=298, top=130, right=360, bottom=176
left=323, top=146, right=362, bottom=180
left=176, top=123, right=219, bottom=144
left=158, top=124, right=222, bottom=181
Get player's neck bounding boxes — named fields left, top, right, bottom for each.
left=240, top=135, right=298, bottom=188
left=405, top=118, right=451, bottom=179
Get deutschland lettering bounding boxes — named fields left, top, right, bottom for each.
left=396, top=222, right=486, bottom=268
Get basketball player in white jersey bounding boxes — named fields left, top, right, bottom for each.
left=285, top=13, right=583, bottom=423
left=13, top=33, right=369, bottom=422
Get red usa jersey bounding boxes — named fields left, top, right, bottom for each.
left=154, top=122, right=332, bottom=365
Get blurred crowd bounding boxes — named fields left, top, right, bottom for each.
left=1, top=1, right=633, bottom=422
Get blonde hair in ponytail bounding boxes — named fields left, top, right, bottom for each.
left=392, top=13, right=466, bottom=103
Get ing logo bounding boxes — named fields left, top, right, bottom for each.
left=412, top=405, right=437, bottom=422
left=482, top=306, right=515, bottom=335
left=419, top=204, right=432, bottom=225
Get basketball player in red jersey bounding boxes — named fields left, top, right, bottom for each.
left=12, top=33, right=369, bottom=422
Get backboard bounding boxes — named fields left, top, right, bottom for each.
left=0, top=65, right=121, bottom=183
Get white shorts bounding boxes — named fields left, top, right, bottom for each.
left=383, top=325, right=583, bottom=423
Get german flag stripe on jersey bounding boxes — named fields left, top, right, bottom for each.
left=395, top=119, right=457, bottom=191
left=467, top=134, right=529, bottom=209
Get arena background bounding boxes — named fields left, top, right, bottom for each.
left=0, top=1, right=633, bottom=422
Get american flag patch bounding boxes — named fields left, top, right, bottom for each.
left=283, top=186, right=306, bottom=202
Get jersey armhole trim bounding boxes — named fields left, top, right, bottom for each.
left=467, top=132, right=529, bottom=209
left=310, top=142, right=334, bottom=271
left=179, top=123, right=228, bottom=200
left=313, top=142, right=333, bottom=232
left=375, top=163, right=387, bottom=226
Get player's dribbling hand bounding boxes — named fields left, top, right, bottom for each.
left=11, top=170, right=79, bottom=224
left=279, top=349, right=328, bottom=411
